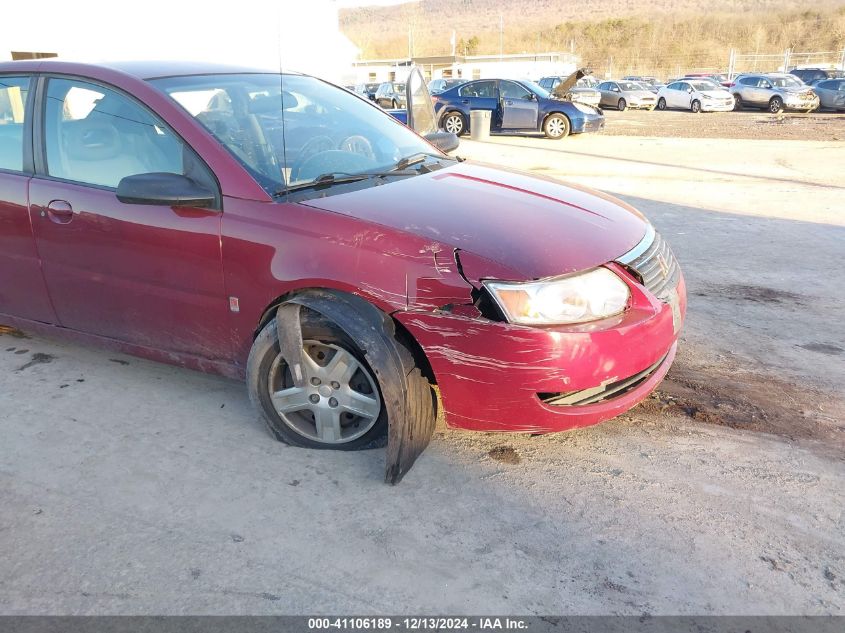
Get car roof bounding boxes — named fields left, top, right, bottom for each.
left=0, top=59, right=285, bottom=79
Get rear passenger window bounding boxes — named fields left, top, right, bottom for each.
left=0, top=76, right=30, bottom=172
left=44, top=77, right=184, bottom=188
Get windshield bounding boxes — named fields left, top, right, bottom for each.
left=617, top=82, right=643, bottom=91
left=152, top=73, right=437, bottom=194
left=690, top=81, right=720, bottom=91
left=524, top=81, right=551, bottom=98
left=393, top=83, right=406, bottom=93
left=770, top=76, right=804, bottom=88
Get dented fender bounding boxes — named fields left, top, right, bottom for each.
left=278, top=290, right=436, bottom=484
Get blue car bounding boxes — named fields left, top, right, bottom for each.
left=432, top=78, right=604, bottom=139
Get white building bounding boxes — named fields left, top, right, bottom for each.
left=353, top=52, right=579, bottom=85
left=4, top=0, right=359, bottom=84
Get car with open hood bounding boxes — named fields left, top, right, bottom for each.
left=730, top=73, right=819, bottom=113
left=432, top=77, right=604, bottom=138
left=538, top=69, right=602, bottom=108
left=0, top=60, right=684, bottom=482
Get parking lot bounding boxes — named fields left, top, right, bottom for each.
left=2, top=127, right=844, bottom=615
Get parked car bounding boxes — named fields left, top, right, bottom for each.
left=428, top=78, right=466, bottom=94
left=538, top=69, right=602, bottom=108
left=790, top=68, right=845, bottom=85
left=730, top=73, right=819, bottom=112
left=684, top=72, right=730, bottom=87
left=622, top=76, right=664, bottom=93
left=812, top=78, right=845, bottom=111
left=596, top=80, right=658, bottom=110
left=374, top=82, right=406, bottom=108
left=656, top=79, right=734, bottom=112
left=355, top=82, right=380, bottom=101
left=0, top=59, right=684, bottom=482
left=433, top=78, right=605, bottom=138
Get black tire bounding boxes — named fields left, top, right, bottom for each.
left=769, top=96, right=783, bottom=113
left=733, top=94, right=743, bottom=110
left=691, top=99, right=701, bottom=113
left=391, top=99, right=397, bottom=109
left=657, top=97, right=667, bottom=111
left=543, top=113, right=570, bottom=139
left=617, top=98, right=627, bottom=111
left=442, top=111, right=466, bottom=136
left=247, top=309, right=433, bottom=452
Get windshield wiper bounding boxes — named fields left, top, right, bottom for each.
left=276, top=153, right=447, bottom=196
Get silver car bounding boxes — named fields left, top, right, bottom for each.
left=730, top=73, right=819, bottom=113
left=596, top=80, right=657, bottom=111
left=813, top=78, right=845, bottom=111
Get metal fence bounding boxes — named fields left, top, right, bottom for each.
left=727, top=48, right=845, bottom=79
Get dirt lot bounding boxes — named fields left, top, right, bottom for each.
left=601, top=108, right=845, bottom=141
left=1, top=131, right=844, bottom=615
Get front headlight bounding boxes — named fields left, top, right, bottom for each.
left=573, top=102, right=598, bottom=115
left=484, top=268, right=631, bottom=325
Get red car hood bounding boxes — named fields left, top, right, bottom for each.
left=301, top=161, right=648, bottom=281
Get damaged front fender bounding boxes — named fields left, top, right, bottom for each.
left=277, top=290, right=436, bottom=484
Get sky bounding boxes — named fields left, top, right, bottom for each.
left=4, top=0, right=365, bottom=81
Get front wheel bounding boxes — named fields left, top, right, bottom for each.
left=442, top=111, right=466, bottom=135
left=769, top=96, right=784, bottom=113
left=733, top=94, right=743, bottom=110
left=617, top=98, right=627, bottom=111
left=248, top=317, right=387, bottom=449
left=691, top=99, right=701, bottom=113
left=657, top=97, right=667, bottom=111
left=543, top=113, right=571, bottom=139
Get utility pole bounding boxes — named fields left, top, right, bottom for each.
left=499, top=14, right=504, bottom=61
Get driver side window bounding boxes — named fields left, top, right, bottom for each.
left=44, top=78, right=184, bottom=189
left=499, top=81, right=531, bottom=100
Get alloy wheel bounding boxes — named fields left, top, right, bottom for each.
left=443, top=113, right=464, bottom=134
left=268, top=340, right=381, bottom=444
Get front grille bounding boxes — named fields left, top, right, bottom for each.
left=616, top=226, right=680, bottom=302
left=539, top=351, right=668, bottom=407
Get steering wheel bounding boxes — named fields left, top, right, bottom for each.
left=290, top=135, right=377, bottom=183
left=289, top=135, right=336, bottom=182
left=338, top=135, right=374, bottom=159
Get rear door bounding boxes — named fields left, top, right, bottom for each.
left=457, top=80, right=498, bottom=115
left=499, top=81, right=539, bottom=129
left=28, top=75, right=231, bottom=358
left=0, top=74, right=56, bottom=323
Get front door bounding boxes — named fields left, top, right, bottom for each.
left=499, top=81, right=539, bottom=129
left=28, top=76, right=232, bottom=359
left=0, top=74, right=56, bottom=323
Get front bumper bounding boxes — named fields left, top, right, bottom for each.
left=397, top=267, right=686, bottom=433
left=571, top=111, right=606, bottom=134
left=628, top=100, right=657, bottom=110
left=700, top=100, right=735, bottom=112
left=784, top=97, right=819, bottom=110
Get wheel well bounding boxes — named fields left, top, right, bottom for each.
left=253, top=288, right=436, bottom=385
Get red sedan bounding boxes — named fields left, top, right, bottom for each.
left=0, top=60, right=685, bottom=482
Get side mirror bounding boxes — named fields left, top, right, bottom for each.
left=116, top=172, right=216, bottom=208
left=424, top=131, right=460, bottom=153
left=687, top=88, right=693, bottom=93
left=526, top=93, right=536, bottom=100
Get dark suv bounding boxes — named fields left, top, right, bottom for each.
left=790, top=68, right=845, bottom=85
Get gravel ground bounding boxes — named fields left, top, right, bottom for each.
left=1, top=133, right=844, bottom=615
left=601, top=109, right=845, bottom=141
